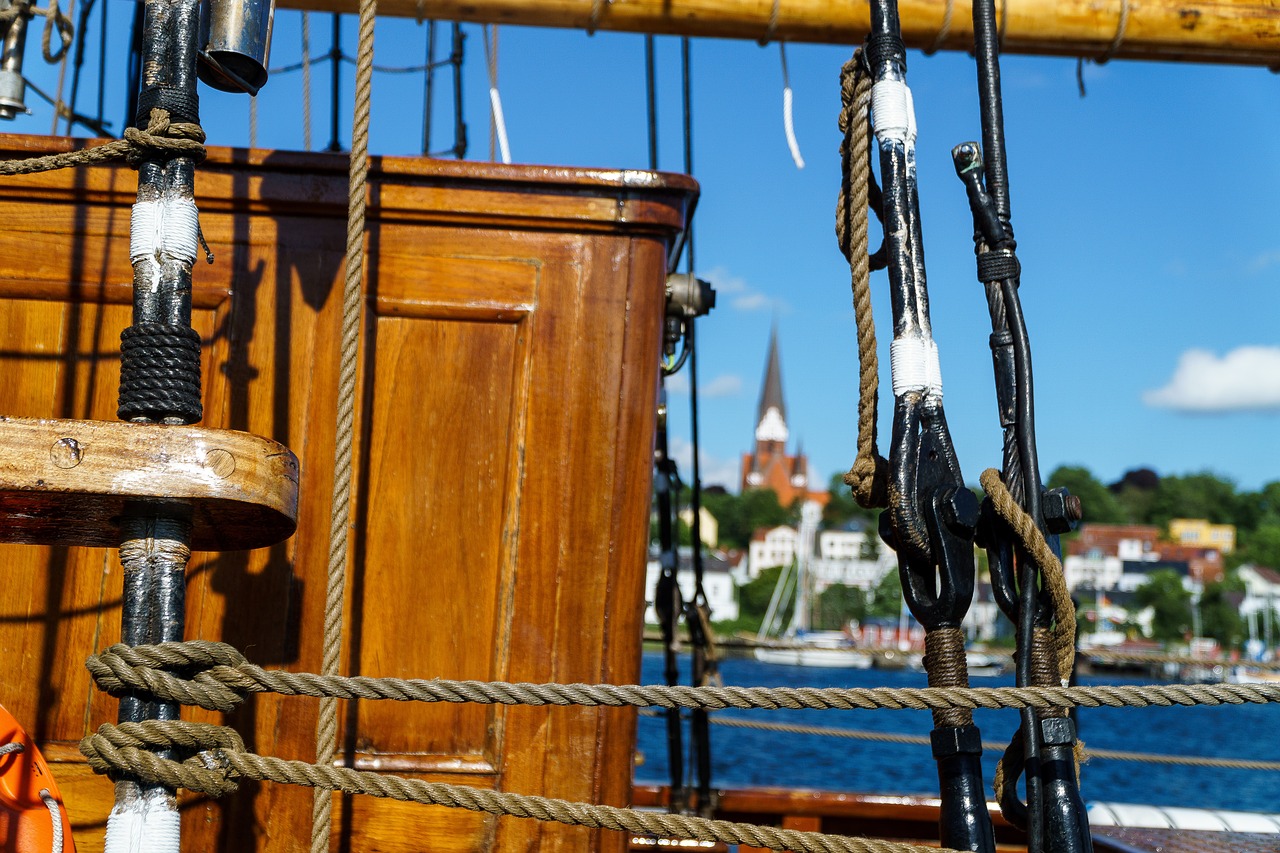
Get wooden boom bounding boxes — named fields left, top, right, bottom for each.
left=275, top=0, right=1280, bottom=66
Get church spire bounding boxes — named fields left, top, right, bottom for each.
left=755, top=325, right=788, bottom=444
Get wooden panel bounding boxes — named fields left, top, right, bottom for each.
left=0, top=136, right=691, bottom=853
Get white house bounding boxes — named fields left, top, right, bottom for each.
left=747, top=525, right=799, bottom=578
left=644, top=547, right=739, bottom=624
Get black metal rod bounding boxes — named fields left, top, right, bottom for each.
left=422, top=20, right=436, bottom=155
left=328, top=14, right=341, bottom=151
left=653, top=399, right=686, bottom=810
left=644, top=34, right=657, bottom=170
left=450, top=23, right=466, bottom=158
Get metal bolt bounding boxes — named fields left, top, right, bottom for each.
left=203, top=448, right=236, bottom=479
left=1042, top=487, right=1082, bottom=534
left=940, top=487, right=979, bottom=538
left=50, top=437, right=82, bottom=469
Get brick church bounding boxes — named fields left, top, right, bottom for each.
left=739, top=329, right=828, bottom=506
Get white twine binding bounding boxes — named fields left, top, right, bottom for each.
left=103, top=788, right=181, bottom=853
left=41, top=790, right=64, bottom=853
left=889, top=336, right=943, bottom=399
left=488, top=88, right=512, bottom=164
left=870, top=79, right=916, bottom=147
left=129, top=197, right=201, bottom=290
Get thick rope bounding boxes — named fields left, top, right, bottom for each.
left=0, top=108, right=204, bottom=176
left=923, top=628, right=972, bottom=729
left=836, top=51, right=888, bottom=510
left=312, top=0, right=377, bottom=845
left=980, top=468, right=1075, bottom=684
left=695, top=715, right=1280, bottom=771
left=80, top=721, right=956, bottom=853
left=85, top=642, right=1280, bottom=715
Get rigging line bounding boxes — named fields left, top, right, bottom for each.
left=645, top=34, right=656, bottom=169
left=482, top=24, right=510, bottom=164
left=21, top=73, right=109, bottom=136
left=302, top=11, right=312, bottom=151
left=64, top=0, right=95, bottom=134
left=249, top=93, right=257, bottom=148
left=327, top=13, right=340, bottom=151
left=94, top=0, right=103, bottom=128
left=449, top=22, right=465, bottom=158
left=422, top=19, right=435, bottom=155
left=779, top=42, right=804, bottom=169
left=49, top=0, right=76, bottom=134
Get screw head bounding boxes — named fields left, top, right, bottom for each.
left=941, top=487, right=980, bottom=537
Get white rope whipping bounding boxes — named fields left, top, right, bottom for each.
left=870, top=79, right=916, bottom=148
left=889, top=336, right=943, bottom=399
left=483, top=24, right=511, bottom=164
left=129, top=197, right=200, bottom=290
left=104, top=787, right=180, bottom=853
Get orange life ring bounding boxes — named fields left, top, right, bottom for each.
left=0, top=702, right=75, bottom=853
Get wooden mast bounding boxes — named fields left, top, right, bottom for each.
left=274, top=0, right=1280, bottom=66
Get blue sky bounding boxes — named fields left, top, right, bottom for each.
left=25, top=10, right=1280, bottom=493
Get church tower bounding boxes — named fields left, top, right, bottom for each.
left=740, top=328, right=825, bottom=505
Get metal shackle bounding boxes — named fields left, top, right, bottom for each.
left=0, top=0, right=30, bottom=121
left=197, top=0, right=274, bottom=95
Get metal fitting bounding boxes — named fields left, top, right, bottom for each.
left=1042, top=486, right=1083, bottom=534
left=940, top=486, right=980, bottom=538
left=0, top=2, right=30, bottom=121
left=1039, top=716, right=1077, bottom=747
left=930, top=724, right=984, bottom=758
left=197, top=0, right=275, bottom=95
left=665, top=273, right=716, bottom=320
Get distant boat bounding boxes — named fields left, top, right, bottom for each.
left=752, top=502, right=874, bottom=669
left=753, top=631, right=874, bottom=669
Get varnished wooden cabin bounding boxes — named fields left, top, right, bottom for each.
left=0, top=134, right=695, bottom=852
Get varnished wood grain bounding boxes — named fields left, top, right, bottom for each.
left=0, top=136, right=693, bottom=853
left=0, top=416, right=298, bottom=550
left=267, top=0, right=1280, bottom=66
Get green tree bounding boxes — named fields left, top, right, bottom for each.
left=814, top=584, right=866, bottom=630
left=868, top=569, right=902, bottom=619
left=1233, top=524, right=1280, bottom=570
left=1199, top=575, right=1246, bottom=650
left=702, top=488, right=790, bottom=550
left=823, top=471, right=877, bottom=528
left=1047, top=465, right=1123, bottom=524
left=1148, top=472, right=1248, bottom=529
left=1134, top=569, right=1192, bottom=642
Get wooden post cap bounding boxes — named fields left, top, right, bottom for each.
left=0, top=416, right=299, bottom=551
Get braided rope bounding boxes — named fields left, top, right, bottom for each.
left=312, top=0, right=377, bottom=845
left=0, top=108, right=204, bottom=176
left=835, top=51, right=888, bottom=510
left=85, top=642, right=1280, bottom=715
left=80, top=721, right=956, bottom=853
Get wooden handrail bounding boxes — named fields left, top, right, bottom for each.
left=275, top=0, right=1280, bottom=67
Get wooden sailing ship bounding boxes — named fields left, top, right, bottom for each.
left=0, top=2, right=1275, bottom=852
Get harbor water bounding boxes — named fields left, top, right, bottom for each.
left=636, top=651, right=1280, bottom=813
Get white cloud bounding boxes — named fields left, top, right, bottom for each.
left=668, top=436, right=741, bottom=491
left=1143, top=346, right=1280, bottom=412
left=699, top=374, right=743, bottom=398
left=663, top=373, right=741, bottom=399
left=1249, top=251, right=1280, bottom=273
left=701, top=265, right=779, bottom=313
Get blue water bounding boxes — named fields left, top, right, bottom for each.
left=636, top=652, right=1280, bottom=813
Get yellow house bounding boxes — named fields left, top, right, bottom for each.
left=1168, top=518, right=1236, bottom=554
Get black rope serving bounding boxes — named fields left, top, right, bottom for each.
left=118, top=323, right=203, bottom=423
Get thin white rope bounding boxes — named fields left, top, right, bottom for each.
left=482, top=24, right=511, bottom=164
left=41, top=790, right=64, bottom=853
left=779, top=43, right=804, bottom=169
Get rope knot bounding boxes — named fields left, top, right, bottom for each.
left=123, top=109, right=207, bottom=165
left=844, top=454, right=889, bottom=509
left=86, top=640, right=249, bottom=712
left=79, top=720, right=243, bottom=797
